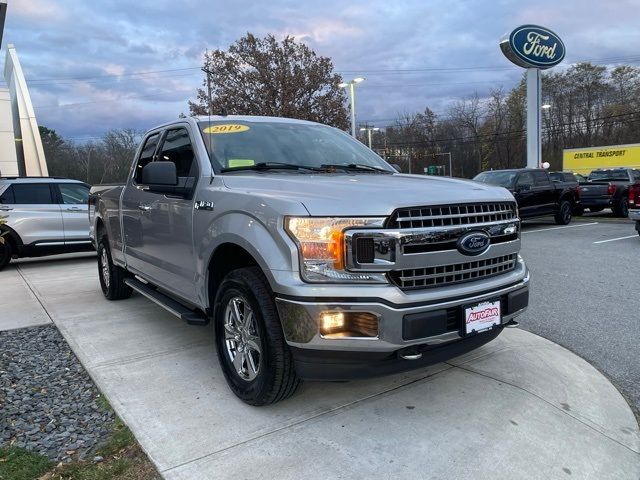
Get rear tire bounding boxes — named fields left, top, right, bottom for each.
left=214, top=267, right=300, bottom=406
left=613, top=198, right=629, bottom=218
left=97, top=237, right=132, bottom=300
left=0, top=238, right=11, bottom=271
left=554, top=200, right=572, bottom=225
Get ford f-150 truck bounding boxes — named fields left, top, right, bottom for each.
left=89, top=116, right=529, bottom=405
left=579, top=168, right=640, bottom=217
left=473, top=168, right=580, bottom=224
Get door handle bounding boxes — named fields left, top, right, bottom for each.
left=0, top=206, right=12, bottom=211
left=65, top=207, right=81, bottom=212
left=138, top=204, right=152, bottom=212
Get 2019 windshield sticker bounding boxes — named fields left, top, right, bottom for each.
left=203, top=124, right=250, bottom=134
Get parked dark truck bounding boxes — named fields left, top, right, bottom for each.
left=473, top=168, right=580, bottom=225
left=89, top=116, right=529, bottom=405
left=579, top=168, right=640, bottom=217
left=629, top=182, right=640, bottom=236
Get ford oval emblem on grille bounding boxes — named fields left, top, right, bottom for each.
left=457, top=232, right=491, bottom=256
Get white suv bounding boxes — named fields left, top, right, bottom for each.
left=0, top=177, right=93, bottom=270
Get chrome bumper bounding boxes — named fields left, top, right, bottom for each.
left=276, top=266, right=529, bottom=353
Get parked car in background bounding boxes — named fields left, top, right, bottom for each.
left=578, top=168, right=640, bottom=217
left=0, top=177, right=92, bottom=270
left=473, top=168, right=580, bottom=225
left=549, top=171, right=579, bottom=184
left=90, top=115, right=529, bottom=406
left=629, top=182, right=640, bottom=236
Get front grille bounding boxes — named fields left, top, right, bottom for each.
left=389, top=254, right=518, bottom=290
left=388, top=202, right=517, bottom=229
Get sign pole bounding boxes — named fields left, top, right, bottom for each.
left=526, top=68, right=541, bottom=168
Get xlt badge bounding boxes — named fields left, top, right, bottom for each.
left=194, top=201, right=214, bottom=211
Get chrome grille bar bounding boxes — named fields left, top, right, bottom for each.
left=389, top=254, right=518, bottom=290
left=389, top=202, right=517, bottom=229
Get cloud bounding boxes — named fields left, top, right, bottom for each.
left=3, top=0, right=638, bottom=138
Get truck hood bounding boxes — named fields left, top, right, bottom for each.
left=222, top=173, right=514, bottom=216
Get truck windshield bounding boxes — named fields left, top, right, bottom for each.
left=473, top=171, right=517, bottom=188
left=198, top=120, right=395, bottom=173
left=588, top=170, right=628, bottom=182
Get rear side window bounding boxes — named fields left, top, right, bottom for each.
left=58, top=183, right=90, bottom=204
left=533, top=172, right=550, bottom=186
left=11, top=184, right=54, bottom=204
left=0, top=185, right=15, bottom=204
left=158, top=128, right=196, bottom=177
left=134, top=133, right=161, bottom=183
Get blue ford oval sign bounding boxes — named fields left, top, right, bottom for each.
left=500, top=25, right=565, bottom=69
left=457, top=232, right=491, bottom=256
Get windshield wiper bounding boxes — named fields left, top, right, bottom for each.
left=320, top=163, right=392, bottom=173
left=221, top=162, right=324, bottom=173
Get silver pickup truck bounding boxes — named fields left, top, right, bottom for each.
left=89, top=115, right=529, bottom=405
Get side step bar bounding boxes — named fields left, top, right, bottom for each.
left=124, top=278, right=209, bottom=326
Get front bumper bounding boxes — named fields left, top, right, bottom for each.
left=275, top=264, right=529, bottom=380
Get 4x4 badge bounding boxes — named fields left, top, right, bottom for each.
left=194, top=201, right=214, bottom=211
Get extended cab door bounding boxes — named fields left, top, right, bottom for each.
left=121, top=125, right=200, bottom=303
left=0, top=183, right=64, bottom=246
left=55, top=182, right=92, bottom=246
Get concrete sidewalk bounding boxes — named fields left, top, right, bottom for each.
left=2, top=255, right=639, bottom=479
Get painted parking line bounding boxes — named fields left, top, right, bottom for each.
left=521, top=222, right=599, bottom=234
left=593, top=234, right=639, bottom=244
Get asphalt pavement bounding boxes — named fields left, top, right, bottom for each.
left=518, top=215, right=640, bottom=415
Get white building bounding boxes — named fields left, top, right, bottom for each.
left=0, top=1, right=48, bottom=177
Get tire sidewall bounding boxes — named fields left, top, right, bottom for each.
left=557, top=200, right=572, bottom=225
left=214, top=273, right=273, bottom=403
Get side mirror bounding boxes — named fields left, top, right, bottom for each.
left=142, top=161, right=177, bottom=186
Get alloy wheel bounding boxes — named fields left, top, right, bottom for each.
left=223, top=296, right=262, bottom=382
left=100, top=247, right=110, bottom=289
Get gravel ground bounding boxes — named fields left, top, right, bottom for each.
left=0, top=325, right=115, bottom=462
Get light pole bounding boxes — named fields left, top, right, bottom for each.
left=339, top=77, right=365, bottom=137
left=359, top=126, right=379, bottom=149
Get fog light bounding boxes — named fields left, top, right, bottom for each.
left=319, top=311, right=379, bottom=338
left=320, top=312, right=345, bottom=334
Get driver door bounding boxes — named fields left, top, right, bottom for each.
left=122, top=125, right=200, bottom=303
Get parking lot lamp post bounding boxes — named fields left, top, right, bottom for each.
left=339, top=77, right=365, bottom=137
left=359, top=126, right=379, bottom=149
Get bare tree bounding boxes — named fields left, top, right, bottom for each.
left=189, top=33, right=349, bottom=129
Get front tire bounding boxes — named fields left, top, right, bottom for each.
left=555, top=200, right=572, bottom=225
left=97, top=237, right=132, bottom=300
left=214, top=267, right=300, bottom=406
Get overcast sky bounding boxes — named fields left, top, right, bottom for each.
left=5, top=0, right=640, bottom=141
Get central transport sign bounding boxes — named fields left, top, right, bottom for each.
left=500, top=25, right=565, bottom=69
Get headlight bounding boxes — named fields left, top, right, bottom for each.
left=285, top=217, right=387, bottom=283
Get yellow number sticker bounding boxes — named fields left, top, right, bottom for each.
left=203, top=124, right=250, bottom=134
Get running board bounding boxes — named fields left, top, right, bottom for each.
left=124, top=278, right=209, bottom=326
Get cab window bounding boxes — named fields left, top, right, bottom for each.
left=533, top=171, right=550, bottom=186
left=134, top=133, right=161, bottom=183
left=516, top=172, right=534, bottom=187
left=158, top=128, right=197, bottom=177
left=10, top=184, right=54, bottom=204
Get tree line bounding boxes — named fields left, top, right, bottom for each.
left=372, top=63, right=640, bottom=176
left=40, top=33, right=640, bottom=182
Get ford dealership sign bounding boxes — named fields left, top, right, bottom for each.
left=500, top=25, right=565, bottom=69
